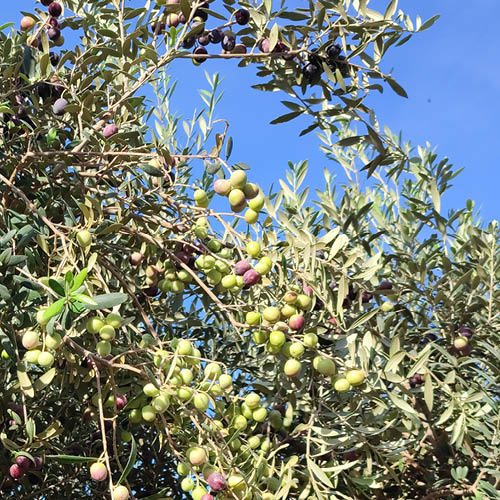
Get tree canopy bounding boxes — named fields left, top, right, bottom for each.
left=0, top=1, right=499, bottom=500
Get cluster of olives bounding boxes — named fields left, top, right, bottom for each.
left=244, top=286, right=367, bottom=392
left=195, top=169, right=265, bottom=225
left=21, top=328, right=59, bottom=369
left=89, top=464, right=130, bottom=500
left=302, top=42, right=349, bottom=85
left=119, top=338, right=229, bottom=425
left=150, top=1, right=250, bottom=64
left=175, top=392, right=293, bottom=500
left=21, top=1, right=64, bottom=46
left=85, top=312, right=124, bottom=357
left=9, top=454, right=43, bottom=481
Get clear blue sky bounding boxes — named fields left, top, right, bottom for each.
left=7, top=1, right=499, bottom=223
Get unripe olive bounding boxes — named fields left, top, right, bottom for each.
left=252, top=407, right=267, bottom=422
left=22, top=331, right=39, bottom=350
left=113, top=485, right=130, bottom=500
left=99, top=324, right=116, bottom=341
left=229, top=170, right=247, bottom=189
left=245, top=311, right=261, bottom=325
left=143, top=383, right=160, bottom=397
left=178, top=387, right=193, bottom=401
left=333, top=378, right=351, bottom=392
left=263, top=307, right=280, bottom=323
left=303, top=332, right=318, bottom=347
left=248, top=194, right=265, bottom=211
left=253, top=330, right=268, bottom=344
left=36, top=309, right=49, bottom=326
left=153, top=394, right=170, bottom=413
left=219, top=373, right=232, bottom=389
left=96, top=341, right=112, bottom=357
left=284, top=359, right=301, bottom=377
left=204, top=362, right=221, bottom=380
left=380, top=301, right=394, bottom=312
left=25, top=349, right=41, bottom=364
left=345, top=369, right=365, bottom=386
left=289, top=342, right=304, bottom=358
left=228, top=189, right=245, bottom=206
left=244, top=208, right=259, bottom=224
left=192, top=485, right=209, bottom=500
left=296, top=294, right=312, bottom=310
left=228, top=474, right=246, bottom=491
left=244, top=392, right=260, bottom=409
left=177, top=339, right=193, bottom=355
left=194, top=189, right=209, bottom=208
left=246, top=241, right=261, bottom=257
left=38, top=351, right=54, bottom=368
left=234, top=414, right=248, bottom=430
left=188, top=447, right=206, bottom=466
left=76, top=230, right=92, bottom=248
left=193, top=393, right=210, bottom=411
left=181, top=477, right=195, bottom=492
left=46, top=332, right=62, bottom=349
left=221, top=274, right=237, bottom=288
left=313, top=356, right=336, bottom=376
left=86, top=317, right=105, bottom=334
left=269, top=330, right=286, bottom=346
left=141, top=405, right=156, bottom=422
left=106, top=313, right=123, bottom=328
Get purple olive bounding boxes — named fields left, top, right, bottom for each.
left=235, top=9, right=250, bottom=25
left=103, top=123, right=118, bottom=138
left=326, top=43, right=341, bottom=60
left=259, top=39, right=270, bottom=53
left=182, top=37, right=196, bottom=49
left=115, top=394, right=128, bottom=411
left=9, top=464, right=24, bottom=480
left=379, top=280, right=393, bottom=290
left=198, top=31, right=210, bottom=46
left=48, top=27, right=61, bottom=41
left=193, top=46, right=208, bottom=64
left=457, top=326, right=473, bottom=339
left=41, top=0, right=54, bottom=5
left=49, top=51, right=60, bottom=66
left=48, top=2, right=62, bottom=17
left=208, top=29, right=223, bottom=44
left=232, top=44, right=247, bottom=55
left=243, top=269, right=261, bottom=287
left=52, top=97, right=67, bottom=116
left=409, top=373, right=424, bottom=388
left=16, top=456, right=33, bottom=471
left=221, top=32, right=236, bottom=52
left=208, top=472, right=227, bottom=491
left=150, top=22, right=165, bottom=34
left=234, top=260, right=251, bottom=276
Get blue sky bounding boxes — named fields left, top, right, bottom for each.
left=7, top=0, right=499, bottom=223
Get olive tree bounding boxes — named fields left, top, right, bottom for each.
left=0, top=1, right=498, bottom=500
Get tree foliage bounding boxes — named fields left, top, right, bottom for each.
left=0, top=1, right=498, bottom=500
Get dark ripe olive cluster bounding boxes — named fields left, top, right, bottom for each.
left=22, top=1, right=64, bottom=51
left=302, top=42, right=350, bottom=85
left=150, top=2, right=251, bottom=65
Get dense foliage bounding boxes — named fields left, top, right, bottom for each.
left=0, top=1, right=498, bottom=499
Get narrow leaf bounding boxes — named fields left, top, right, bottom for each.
left=117, top=436, right=138, bottom=485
